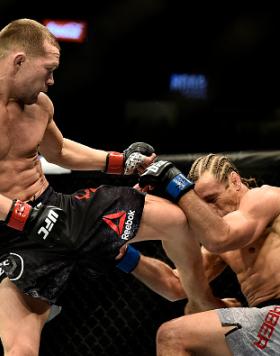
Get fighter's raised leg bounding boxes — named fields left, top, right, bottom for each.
left=132, top=193, right=222, bottom=311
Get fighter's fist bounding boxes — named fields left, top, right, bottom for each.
left=105, top=142, right=156, bottom=175
left=123, top=142, right=155, bottom=175
left=139, top=160, right=194, bottom=202
left=5, top=200, right=69, bottom=247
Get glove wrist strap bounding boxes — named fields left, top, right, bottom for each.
left=116, top=245, right=141, bottom=273
left=5, top=199, right=32, bottom=231
left=105, top=152, right=124, bottom=174
left=166, top=174, right=195, bottom=202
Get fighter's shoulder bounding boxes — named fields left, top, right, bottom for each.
left=244, top=184, right=280, bottom=203
left=252, top=184, right=279, bottom=193
left=36, top=93, right=54, bottom=119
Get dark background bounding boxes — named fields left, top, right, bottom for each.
left=1, top=5, right=280, bottom=354
left=1, top=2, right=280, bottom=155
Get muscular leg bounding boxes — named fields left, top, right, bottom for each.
left=132, top=194, right=192, bottom=243
left=156, top=310, right=234, bottom=356
left=0, top=278, right=51, bottom=356
left=133, top=194, right=221, bottom=311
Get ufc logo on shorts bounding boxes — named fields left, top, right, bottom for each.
left=37, top=210, right=59, bottom=240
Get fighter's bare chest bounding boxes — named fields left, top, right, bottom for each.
left=220, top=239, right=264, bottom=274
left=0, top=104, right=48, bottom=159
left=221, top=231, right=278, bottom=275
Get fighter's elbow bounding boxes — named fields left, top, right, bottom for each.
left=202, top=235, right=232, bottom=254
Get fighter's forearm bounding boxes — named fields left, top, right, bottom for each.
left=47, top=138, right=108, bottom=171
left=131, top=255, right=187, bottom=302
left=178, top=190, right=230, bottom=253
left=162, top=236, right=225, bottom=312
left=43, top=139, right=156, bottom=175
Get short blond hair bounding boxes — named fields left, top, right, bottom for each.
left=0, top=18, right=60, bottom=58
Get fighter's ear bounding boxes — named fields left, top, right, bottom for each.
left=229, top=171, right=242, bottom=191
left=13, top=52, right=26, bottom=69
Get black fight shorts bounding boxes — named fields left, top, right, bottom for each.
left=0, top=185, right=145, bottom=304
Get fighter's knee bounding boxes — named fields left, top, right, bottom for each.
left=157, top=317, right=194, bottom=350
left=167, top=206, right=189, bottom=237
left=175, top=207, right=188, bottom=227
left=156, top=319, right=180, bottom=346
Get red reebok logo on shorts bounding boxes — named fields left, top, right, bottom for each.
left=102, top=211, right=126, bottom=236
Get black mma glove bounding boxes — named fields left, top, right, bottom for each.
left=139, top=160, right=195, bottom=202
left=123, top=142, right=155, bottom=175
left=105, top=142, right=155, bottom=175
left=4, top=200, right=69, bottom=247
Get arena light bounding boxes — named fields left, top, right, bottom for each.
left=170, top=73, right=208, bottom=100
left=42, top=19, right=87, bottom=43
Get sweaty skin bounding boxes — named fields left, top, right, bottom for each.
left=155, top=164, right=280, bottom=356
left=218, top=214, right=280, bottom=307
left=0, top=95, right=51, bottom=202
left=185, top=171, right=280, bottom=307
left=0, top=40, right=61, bottom=202
left=0, top=37, right=218, bottom=315
left=1, top=19, right=227, bottom=356
left=0, top=40, right=118, bottom=208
